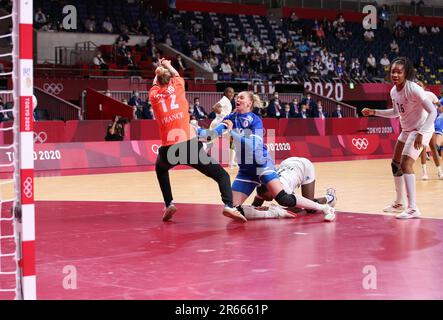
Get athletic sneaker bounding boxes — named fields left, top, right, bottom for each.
left=223, top=206, right=247, bottom=222
left=395, top=207, right=421, bottom=219
left=421, top=174, right=429, bottom=180
left=162, top=204, right=177, bottom=222
left=322, top=205, right=336, bottom=222
left=326, top=187, right=337, bottom=208
left=268, top=203, right=297, bottom=218
left=383, top=203, right=405, bottom=213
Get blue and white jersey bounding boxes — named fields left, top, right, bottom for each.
left=223, top=111, right=273, bottom=169
left=435, top=112, right=443, bottom=134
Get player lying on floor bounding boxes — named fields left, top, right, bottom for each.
left=242, top=157, right=337, bottom=222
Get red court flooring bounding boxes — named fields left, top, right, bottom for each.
left=3, top=201, right=441, bottom=300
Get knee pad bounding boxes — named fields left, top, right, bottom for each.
left=275, top=190, right=297, bottom=207
left=391, top=161, right=403, bottom=177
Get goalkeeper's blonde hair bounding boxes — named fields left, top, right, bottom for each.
left=242, top=91, right=262, bottom=111
left=155, top=66, right=172, bottom=85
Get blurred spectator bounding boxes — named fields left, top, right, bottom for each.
left=266, top=92, right=282, bottom=118
left=390, top=39, right=399, bottom=54
left=418, top=25, right=428, bottom=36
left=172, top=55, right=186, bottom=74
left=209, top=53, right=219, bottom=71
left=209, top=39, right=223, bottom=56
left=281, top=103, right=295, bottom=119
left=366, top=53, right=377, bottom=76
left=84, top=16, right=97, bottom=33
left=380, top=53, right=390, bottom=72
left=193, top=98, right=208, bottom=120
left=201, top=57, right=213, bottom=72
left=288, top=11, right=299, bottom=31
left=131, top=20, right=149, bottom=35
left=289, top=98, right=300, bottom=116
left=298, top=103, right=310, bottom=119
left=404, top=19, right=413, bottom=29
left=220, top=58, right=233, bottom=74
left=102, top=17, right=113, bottom=33
left=191, top=47, right=203, bottom=62
left=332, top=105, right=343, bottom=118
left=165, top=33, right=173, bottom=46
left=431, top=24, right=440, bottom=35
left=364, top=29, right=375, bottom=42
left=93, top=52, right=109, bottom=72
left=301, top=94, right=317, bottom=112
left=379, top=5, right=390, bottom=27
left=128, top=90, right=142, bottom=107
left=34, top=8, right=47, bottom=29
left=314, top=102, right=328, bottom=119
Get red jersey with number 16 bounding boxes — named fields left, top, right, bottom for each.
left=149, top=76, right=195, bottom=146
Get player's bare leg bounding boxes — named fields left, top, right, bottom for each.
left=383, top=140, right=406, bottom=213
left=396, top=155, right=421, bottom=219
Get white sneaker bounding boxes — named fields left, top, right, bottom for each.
left=326, top=187, right=337, bottom=208
left=223, top=206, right=247, bottom=222
left=162, top=204, right=177, bottom=222
left=322, top=205, right=336, bottom=222
left=395, top=207, right=421, bottom=219
left=421, top=174, right=429, bottom=180
left=383, top=203, right=405, bottom=213
left=268, top=203, right=296, bottom=218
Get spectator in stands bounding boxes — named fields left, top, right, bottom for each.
left=258, top=42, right=268, bottom=57
left=288, top=11, right=299, bottom=31
left=315, top=24, right=326, bottom=46
left=419, top=24, right=428, bottom=36
left=251, top=36, right=261, bottom=50
left=286, top=57, right=299, bottom=76
left=193, top=98, right=208, bottom=120
left=123, top=51, right=140, bottom=75
left=314, top=102, right=328, bottom=119
left=281, top=103, right=295, bottom=119
left=173, top=54, right=187, bottom=74
left=214, top=23, right=226, bottom=41
left=301, top=94, right=317, bottom=113
left=298, top=103, right=310, bottom=119
left=84, top=16, right=97, bottom=33
left=240, top=42, right=253, bottom=59
left=192, top=20, right=203, bottom=40
left=201, top=56, right=213, bottom=73
left=431, top=24, right=440, bottom=35
left=128, top=91, right=142, bottom=107
left=230, top=34, right=245, bottom=54
left=379, top=4, right=390, bottom=28
left=131, top=19, right=149, bottom=35
left=102, top=17, right=113, bottom=33
left=325, top=57, right=335, bottom=77
left=209, top=39, right=222, bottom=56
left=350, top=58, right=362, bottom=79
left=267, top=92, right=282, bottom=118
left=366, top=53, right=377, bottom=77
left=289, top=98, right=300, bottom=115
left=390, top=39, right=399, bottom=54
left=92, top=52, right=109, bottom=72
left=335, top=62, right=346, bottom=79
left=191, top=47, right=203, bottom=62
left=380, top=53, right=390, bottom=73
left=298, top=39, right=310, bottom=56
left=34, top=8, right=47, bottom=29
left=404, top=19, right=413, bottom=29
left=220, top=58, right=233, bottom=74
left=364, top=29, right=375, bottom=42
left=332, top=105, right=343, bottom=118
left=165, top=33, right=173, bottom=47
left=209, top=53, right=219, bottom=71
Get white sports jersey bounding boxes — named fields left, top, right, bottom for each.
left=388, top=81, right=435, bottom=133
left=426, top=91, right=439, bottom=105
left=277, top=157, right=315, bottom=194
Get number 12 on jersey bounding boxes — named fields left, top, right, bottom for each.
left=160, top=94, right=180, bottom=113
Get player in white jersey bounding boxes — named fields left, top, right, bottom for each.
left=241, top=157, right=337, bottom=222
left=362, top=57, right=437, bottom=219
left=209, top=87, right=237, bottom=167
left=416, top=81, right=443, bottom=180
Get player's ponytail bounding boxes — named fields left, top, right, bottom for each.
left=252, top=93, right=262, bottom=109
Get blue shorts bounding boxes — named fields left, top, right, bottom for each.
left=232, top=163, right=279, bottom=196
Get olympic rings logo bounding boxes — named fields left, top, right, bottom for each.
left=151, top=144, right=160, bottom=155
left=352, top=138, right=369, bottom=150
left=23, top=177, right=33, bottom=199
left=34, top=131, right=48, bottom=143
left=43, top=83, right=64, bottom=95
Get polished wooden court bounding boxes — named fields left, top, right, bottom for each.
left=1, top=158, right=443, bottom=300
left=9, top=158, right=442, bottom=219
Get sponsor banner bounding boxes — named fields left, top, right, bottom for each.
left=0, top=134, right=398, bottom=172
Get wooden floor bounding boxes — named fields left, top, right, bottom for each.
left=1, top=158, right=442, bottom=218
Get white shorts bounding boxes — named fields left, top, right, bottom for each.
left=278, top=158, right=316, bottom=194
left=398, top=130, right=433, bottom=160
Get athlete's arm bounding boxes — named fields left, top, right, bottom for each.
left=212, top=102, right=222, bottom=114
left=374, top=105, right=399, bottom=118
left=197, top=122, right=228, bottom=139
left=418, top=97, right=437, bottom=135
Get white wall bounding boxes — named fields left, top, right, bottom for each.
left=36, top=31, right=149, bottom=63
